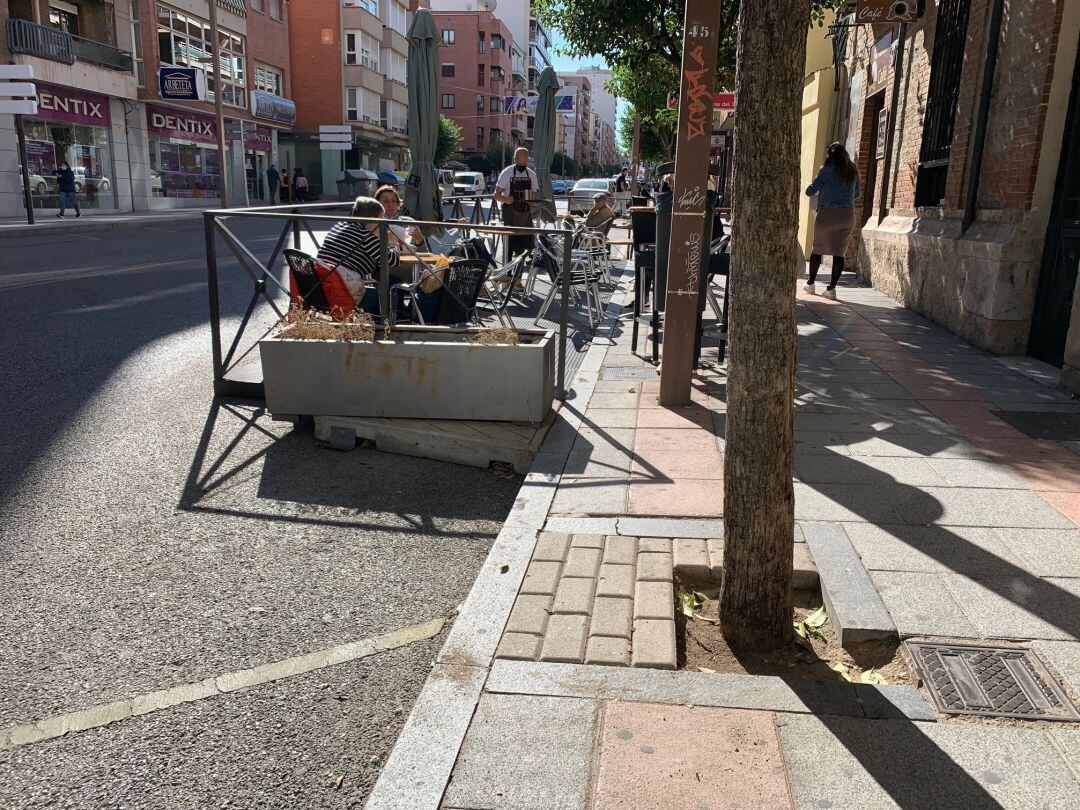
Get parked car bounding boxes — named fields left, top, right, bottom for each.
left=568, top=177, right=615, bottom=215
left=18, top=167, right=48, bottom=195
left=437, top=168, right=455, bottom=199
left=552, top=179, right=574, bottom=195
left=452, top=171, right=485, bottom=196
left=73, top=167, right=111, bottom=194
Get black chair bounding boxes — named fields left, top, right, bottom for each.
left=629, top=207, right=658, bottom=356
left=433, top=258, right=492, bottom=326
left=283, top=248, right=357, bottom=320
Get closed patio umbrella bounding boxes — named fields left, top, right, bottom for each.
left=532, top=67, right=559, bottom=223
left=403, top=9, right=440, bottom=231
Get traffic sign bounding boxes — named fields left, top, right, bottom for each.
left=319, top=142, right=351, bottom=150
left=319, top=125, right=352, bottom=134
left=0, top=64, right=34, bottom=80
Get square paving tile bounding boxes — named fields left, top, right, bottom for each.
left=635, top=406, right=715, bottom=430
left=994, top=528, right=1080, bottom=577
left=444, top=694, right=598, bottom=810
left=941, top=574, right=1080, bottom=641
left=1035, top=640, right=1080, bottom=698
left=551, top=477, right=629, bottom=516
left=869, top=571, right=979, bottom=638
left=630, top=450, right=723, bottom=480
left=778, top=714, right=1079, bottom=810
left=845, top=523, right=1026, bottom=577
left=583, top=409, right=640, bottom=429
left=634, top=428, right=720, bottom=453
left=795, top=455, right=947, bottom=486
left=883, top=486, right=1077, bottom=529
left=793, top=483, right=905, bottom=524
left=922, top=458, right=1027, bottom=489
left=594, top=702, right=790, bottom=810
left=1037, top=491, right=1080, bottom=527
left=628, top=479, right=723, bottom=518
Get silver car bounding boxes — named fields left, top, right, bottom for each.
left=568, top=178, right=615, bottom=215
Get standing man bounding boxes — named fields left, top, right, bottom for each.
left=265, top=165, right=280, bottom=204
left=494, top=147, right=540, bottom=262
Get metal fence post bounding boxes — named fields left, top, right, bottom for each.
left=292, top=208, right=301, bottom=250
left=558, top=230, right=571, bottom=400
left=379, top=220, right=390, bottom=321
left=204, top=212, right=225, bottom=391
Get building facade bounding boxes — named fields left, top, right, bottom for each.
left=557, top=72, right=589, bottom=163
left=429, top=10, right=521, bottom=159
left=287, top=0, right=410, bottom=198
left=836, top=0, right=1080, bottom=393
left=573, top=65, right=615, bottom=133
left=0, top=0, right=296, bottom=216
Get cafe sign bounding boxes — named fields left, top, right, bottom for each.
left=855, top=0, right=920, bottom=24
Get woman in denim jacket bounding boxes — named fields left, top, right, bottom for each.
left=803, top=143, right=860, bottom=299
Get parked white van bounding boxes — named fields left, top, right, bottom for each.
left=453, top=171, right=486, bottom=195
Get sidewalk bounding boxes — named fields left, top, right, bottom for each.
left=367, top=271, right=1080, bottom=809
left=0, top=207, right=210, bottom=239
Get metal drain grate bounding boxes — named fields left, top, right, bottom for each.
left=601, top=367, right=658, bottom=380
left=906, top=642, right=1080, bottom=721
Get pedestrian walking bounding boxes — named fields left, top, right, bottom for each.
left=279, top=169, right=291, bottom=204
left=494, top=147, right=541, bottom=262
left=614, top=167, right=631, bottom=216
left=803, top=142, right=861, bottom=300
left=293, top=168, right=309, bottom=202
left=55, top=162, right=80, bottom=218
left=266, top=165, right=280, bottom=204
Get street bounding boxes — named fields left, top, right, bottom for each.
left=0, top=219, right=522, bottom=806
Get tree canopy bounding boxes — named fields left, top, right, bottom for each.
left=435, top=115, right=463, bottom=168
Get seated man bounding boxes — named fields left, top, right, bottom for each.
left=582, top=192, right=616, bottom=230
left=317, top=196, right=401, bottom=313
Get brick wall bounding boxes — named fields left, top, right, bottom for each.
left=247, top=0, right=292, bottom=100
left=431, top=11, right=515, bottom=155
left=287, top=0, right=344, bottom=131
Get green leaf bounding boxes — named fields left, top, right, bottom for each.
left=675, top=589, right=699, bottom=619
left=804, top=605, right=827, bottom=629
left=794, top=621, right=808, bottom=639
left=806, top=625, right=827, bottom=643
left=860, top=668, right=886, bottom=685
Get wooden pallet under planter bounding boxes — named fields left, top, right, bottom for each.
left=312, top=406, right=559, bottom=473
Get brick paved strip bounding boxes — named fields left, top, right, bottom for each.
left=589, top=596, right=634, bottom=639
left=586, top=636, right=631, bottom=666
left=563, top=546, right=602, bottom=578
left=631, top=619, right=677, bottom=669
left=505, top=594, right=554, bottom=635
left=571, top=533, right=607, bottom=549
left=520, top=560, right=562, bottom=595
left=552, top=576, right=597, bottom=615
left=596, top=563, right=636, bottom=599
left=495, top=632, right=543, bottom=661
left=673, top=538, right=712, bottom=581
left=533, top=531, right=572, bottom=562
left=636, top=551, right=674, bottom=582
left=602, top=534, right=638, bottom=565
left=634, top=581, right=674, bottom=620
left=639, top=537, right=673, bottom=554
left=540, top=615, right=590, bottom=663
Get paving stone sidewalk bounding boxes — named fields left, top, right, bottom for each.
left=368, top=278, right=1080, bottom=809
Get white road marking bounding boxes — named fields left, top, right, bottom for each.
left=0, top=617, right=445, bottom=750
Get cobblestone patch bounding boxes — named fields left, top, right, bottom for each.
left=496, top=533, right=677, bottom=669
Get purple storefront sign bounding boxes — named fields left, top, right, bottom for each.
left=244, top=125, right=272, bottom=152
left=35, top=83, right=111, bottom=126
left=147, top=104, right=217, bottom=144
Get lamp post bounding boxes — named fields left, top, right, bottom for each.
left=207, top=0, right=229, bottom=207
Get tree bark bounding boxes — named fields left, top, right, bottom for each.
left=719, top=0, right=809, bottom=650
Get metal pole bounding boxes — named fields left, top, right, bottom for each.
left=205, top=213, right=225, bottom=390
left=14, top=114, right=35, bottom=225
left=630, top=113, right=641, bottom=195
left=379, top=221, right=390, bottom=322
left=557, top=230, right=571, bottom=400
left=962, top=0, right=1005, bottom=233
left=208, top=0, right=229, bottom=207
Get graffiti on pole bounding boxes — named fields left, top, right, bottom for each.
left=682, top=46, right=711, bottom=140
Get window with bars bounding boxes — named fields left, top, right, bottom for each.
left=442, top=63, right=455, bottom=77
left=915, top=0, right=972, bottom=207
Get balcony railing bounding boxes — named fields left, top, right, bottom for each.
left=6, top=18, right=74, bottom=64
left=6, top=18, right=133, bottom=73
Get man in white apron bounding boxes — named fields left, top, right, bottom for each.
left=494, top=147, right=540, bottom=263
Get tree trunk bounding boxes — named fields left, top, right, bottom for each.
left=719, top=0, right=809, bottom=650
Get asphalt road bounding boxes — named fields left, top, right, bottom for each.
left=0, top=217, right=521, bottom=807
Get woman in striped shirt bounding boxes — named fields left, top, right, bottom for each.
left=317, top=196, right=401, bottom=312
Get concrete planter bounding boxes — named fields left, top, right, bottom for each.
left=260, top=325, right=555, bottom=422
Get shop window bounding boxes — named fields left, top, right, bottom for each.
left=441, top=93, right=455, bottom=109
left=21, top=117, right=116, bottom=210
left=915, top=0, right=972, bottom=207
left=442, top=63, right=455, bottom=77
left=149, top=138, right=220, bottom=199
left=442, top=29, right=455, bottom=45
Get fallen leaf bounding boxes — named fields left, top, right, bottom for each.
left=804, top=605, right=828, bottom=629
left=331, top=775, right=344, bottom=790
left=497, top=563, right=510, bottom=574
left=829, top=662, right=853, bottom=682
left=861, top=668, right=886, bottom=685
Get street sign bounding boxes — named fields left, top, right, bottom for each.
left=855, top=0, right=920, bottom=23
left=0, top=65, right=34, bottom=80
left=0, top=100, right=38, bottom=114
left=319, top=125, right=352, bottom=151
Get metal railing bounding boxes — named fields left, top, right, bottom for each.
left=71, top=33, right=134, bottom=72
left=6, top=18, right=74, bottom=64
left=204, top=201, right=576, bottom=402
left=5, top=18, right=134, bottom=72
left=444, top=194, right=501, bottom=226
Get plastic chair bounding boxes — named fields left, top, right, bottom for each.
left=283, top=248, right=357, bottom=321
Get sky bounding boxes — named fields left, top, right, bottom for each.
left=547, top=31, right=628, bottom=135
